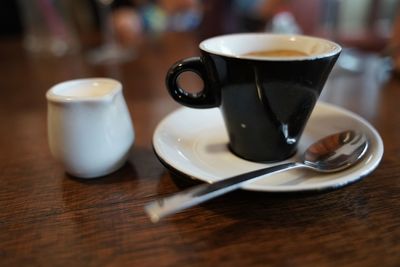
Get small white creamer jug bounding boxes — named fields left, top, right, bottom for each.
left=46, top=78, right=135, bottom=178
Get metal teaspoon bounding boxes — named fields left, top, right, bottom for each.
left=145, top=130, right=369, bottom=222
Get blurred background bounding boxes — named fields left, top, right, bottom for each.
left=0, top=0, right=399, bottom=73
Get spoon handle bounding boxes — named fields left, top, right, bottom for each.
left=145, top=162, right=302, bottom=222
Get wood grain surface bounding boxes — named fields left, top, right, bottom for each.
left=0, top=32, right=399, bottom=267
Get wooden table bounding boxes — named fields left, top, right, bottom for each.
left=0, top=32, right=399, bottom=266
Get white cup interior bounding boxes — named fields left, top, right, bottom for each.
left=199, top=33, right=342, bottom=61
left=47, top=78, right=121, bottom=102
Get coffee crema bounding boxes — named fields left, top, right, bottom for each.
left=242, top=49, right=309, bottom=57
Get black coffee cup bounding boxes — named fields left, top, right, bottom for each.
left=166, top=33, right=341, bottom=162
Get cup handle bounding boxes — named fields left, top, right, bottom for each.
left=166, top=57, right=219, bottom=108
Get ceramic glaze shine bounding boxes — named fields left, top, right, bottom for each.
left=47, top=78, right=134, bottom=178
left=52, top=80, right=117, bottom=98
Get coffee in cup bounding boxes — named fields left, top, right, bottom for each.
left=166, top=33, right=341, bottom=162
left=242, top=49, right=308, bottom=57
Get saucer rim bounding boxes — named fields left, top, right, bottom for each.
left=153, top=101, right=384, bottom=193
left=152, top=146, right=371, bottom=194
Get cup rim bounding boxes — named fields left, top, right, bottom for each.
left=199, top=33, right=342, bottom=61
left=46, top=78, right=122, bottom=103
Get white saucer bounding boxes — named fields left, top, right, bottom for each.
left=153, top=102, right=383, bottom=192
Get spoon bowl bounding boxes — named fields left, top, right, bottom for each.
left=302, top=130, right=368, bottom=172
left=145, top=130, right=369, bottom=222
